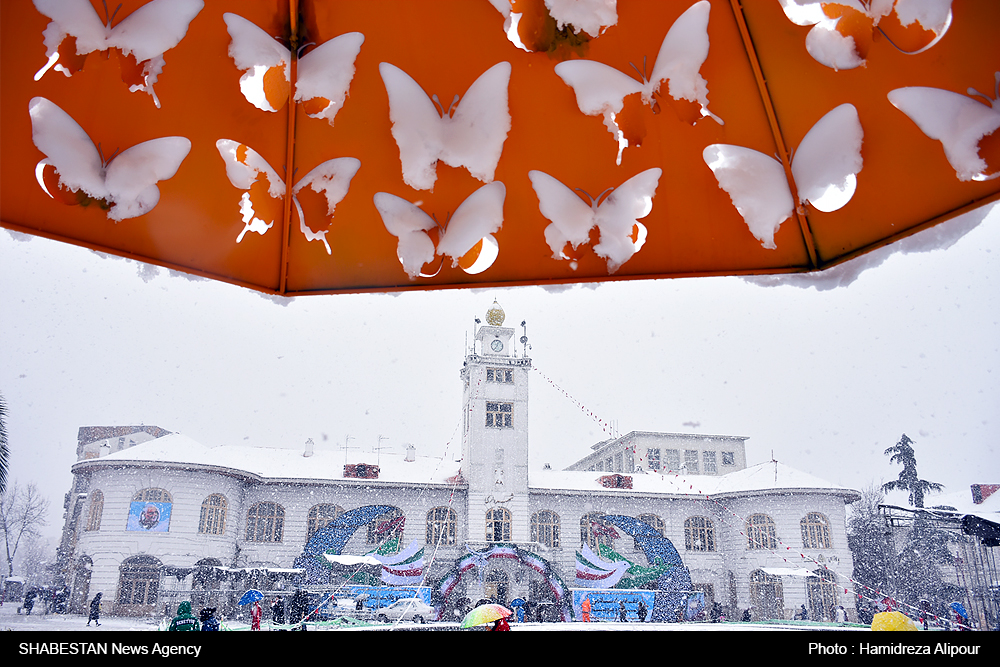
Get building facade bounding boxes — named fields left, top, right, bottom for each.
left=58, top=302, right=860, bottom=622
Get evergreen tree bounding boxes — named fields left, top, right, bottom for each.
left=881, top=434, right=943, bottom=508
left=847, top=485, right=891, bottom=594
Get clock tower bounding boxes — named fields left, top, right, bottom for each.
left=460, top=301, right=531, bottom=545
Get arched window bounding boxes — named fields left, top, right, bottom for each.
left=684, top=516, right=716, bottom=551
left=639, top=514, right=665, bottom=536
left=86, top=490, right=104, bottom=531
left=128, top=488, right=172, bottom=532
left=749, top=569, right=784, bottom=621
left=580, top=512, right=614, bottom=551
left=245, top=502, right=284, bottom=542
left=198, top=494, right=228, bottom=535
left=368, top=508, right=405, bottom=550
left=746, top=514, right=777, bottom=550
left=531, top=510, right=560, bottom=548
left=307, top=504, right=344, bottom=539
left=807, top=568, right=839, bottom=620
left=801, top=512, right=832, bottom=549
left=116, top=555, right=161, bottom=615
left=133, top=488, right=172, bottom=503
left=426, top=507, right=458, bottom=546
left=486, top=508, right=511, bottom=542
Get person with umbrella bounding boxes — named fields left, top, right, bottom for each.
left=461, top=603, right=513, bottom=630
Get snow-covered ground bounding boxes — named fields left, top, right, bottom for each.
left=0, top=603, right=868, bottom=632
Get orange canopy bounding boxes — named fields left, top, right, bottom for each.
left=2, top=0, right=998, bottom=296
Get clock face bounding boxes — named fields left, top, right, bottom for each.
left=491, top=339, right=504, bottom=352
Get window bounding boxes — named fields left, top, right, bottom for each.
left=684, top=450, right=699, bottom=473
left=116, top=556, right=161, bottom=610
left=245, top=502, right=284, bottom=542
left=639, top=514, right=664, bottom=536
left=486, top=508, right=511, bottom=542
left=427, top=507, right=457, bottom=546
left=486, top=402, right=513, bottom=428
left=614, top=452, right=623, bottom=472
left=746, top=514, right=777, bottom=550
left=133, top=488, right=172, bottom=503
left=807, top=569, right=839, bottom=620
left=580, top=512, right=614, bottom=551
left=486, top=368, right=513, bottom=383
left=368, top=508, right=405, bottom=548
left=199, top=494, right=228, bottom=535
left=307, top=504, right=344, bottom=539
left=801, top=512, right=832, bottom=549
left=647, top=448, right=660, bottom=470
left=664, top=449, right=680, bottom=470
left=749, top=569, right=784, bottom=621
left=86, top=490, right=104, bottom=531
left=684, top=516, right=716, bottom=551
left=703, top=451, right=717, bottom=474
left=531, top=510, right=560, bottom=548
left=722, top=451, right=735, bottom=466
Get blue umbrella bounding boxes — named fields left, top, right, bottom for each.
left=950, top=602, right=968, bottom=619
left=238, top=589, right=264, bottom=606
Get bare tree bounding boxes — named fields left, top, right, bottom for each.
left=0, top=392, right=8, bottom=495
left=0, top=481, right=50, bottom=579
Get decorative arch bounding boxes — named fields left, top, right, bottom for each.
left=602, top=515, right=694, bottom=623
left=434, top=544, right=574, bottom=622
left=294, top=505, right=397, bottom=583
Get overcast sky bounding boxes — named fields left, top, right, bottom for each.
left=2, top=202, right=998, bottom=541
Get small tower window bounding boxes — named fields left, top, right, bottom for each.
left=486, top=402, right=513, bottom=428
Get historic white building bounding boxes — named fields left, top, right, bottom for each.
left=57, top=302, right=860, bottom=623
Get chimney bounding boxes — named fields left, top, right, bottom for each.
left=405, top=444, right=415, bottom=462
left=303, top=438, right=314, bottom=458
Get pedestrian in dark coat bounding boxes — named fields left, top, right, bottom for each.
left=618, top=600, right=628, bottom=622
left=636, top=599, right=648, bottom=622
left=271, top=597, right=285, bottom=625
left=22, top=589, right=37, bottom=615
left=200, top=607, right=220, bottom=631
left=87, top=593, right=102, bottom=626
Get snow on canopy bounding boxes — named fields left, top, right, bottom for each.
left=33, top=0, right=204, bottom=107
left=380, top=62, right=511, bottom=192
left=704, top=103, right=863, bottom=249
left=29, top=97, right=191, bottom=221
left=889, top=81, right=1000, bottom=182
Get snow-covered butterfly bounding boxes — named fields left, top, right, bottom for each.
left=778, top=0, right=952, bottom=71
left=216, top=139, right=360, bottom=254
left=223, top=13, right=364, bottom=126
left=29, top=97, right=191, bottom=221
left=554, top=1, right=721, bottom=165
left=703, top=103, right=863, bottom=249
left=529, top=168, right=662, bottom=273
left=888, top=73, right=1000, bottom=182
left=379, top=62, right=511, bottom=192
left=373, top=182, right=506, bottom=280
left=32, top=0, right=204, bottom=108
left=488, top=0, right=617, bottom=55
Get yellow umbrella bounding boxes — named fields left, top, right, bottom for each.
left=871, top=611, right=918, bottom=631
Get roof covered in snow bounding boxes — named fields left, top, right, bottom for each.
left=530, top=460, right=860, bottom=500
left=72, top=433, right=463, bottom=486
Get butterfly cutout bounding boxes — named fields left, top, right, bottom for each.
left=379, top=62, right=512, bottom=192
left=29, top=97, right=191, bottom=221
left=216, top=139, right=360, bottom=254
left=529, top=168, right=662, bottom=273
left=779, top=0, right=952, bottom=70
left=223, top=13, right=364, bottom=126
left=32, top=0, right=204, bottom=108
left=373, top=182, right=506, bottom=280
left=703, top=103, right=863, bottom=249
left=888, top=73, right=1000, bottom=182
left=490, top=0, right=617, bottom=55
left=554, top=1, right=721, bottom=165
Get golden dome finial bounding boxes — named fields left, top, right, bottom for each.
left=485, top=300, right=505, bottom=326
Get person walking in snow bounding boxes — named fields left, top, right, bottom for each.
left=618, top=600, right=628, bottom=622
left=87, top=592, right=102, bottom=626
left=251, top=600, right=262, bottom=631
left=200, top=607, right=220, bottom=631
left=169, top=601, right=200, bottom=631
left=580, top=596, right=591, bottom=623
left=636, top=599, right=647, bottom=622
